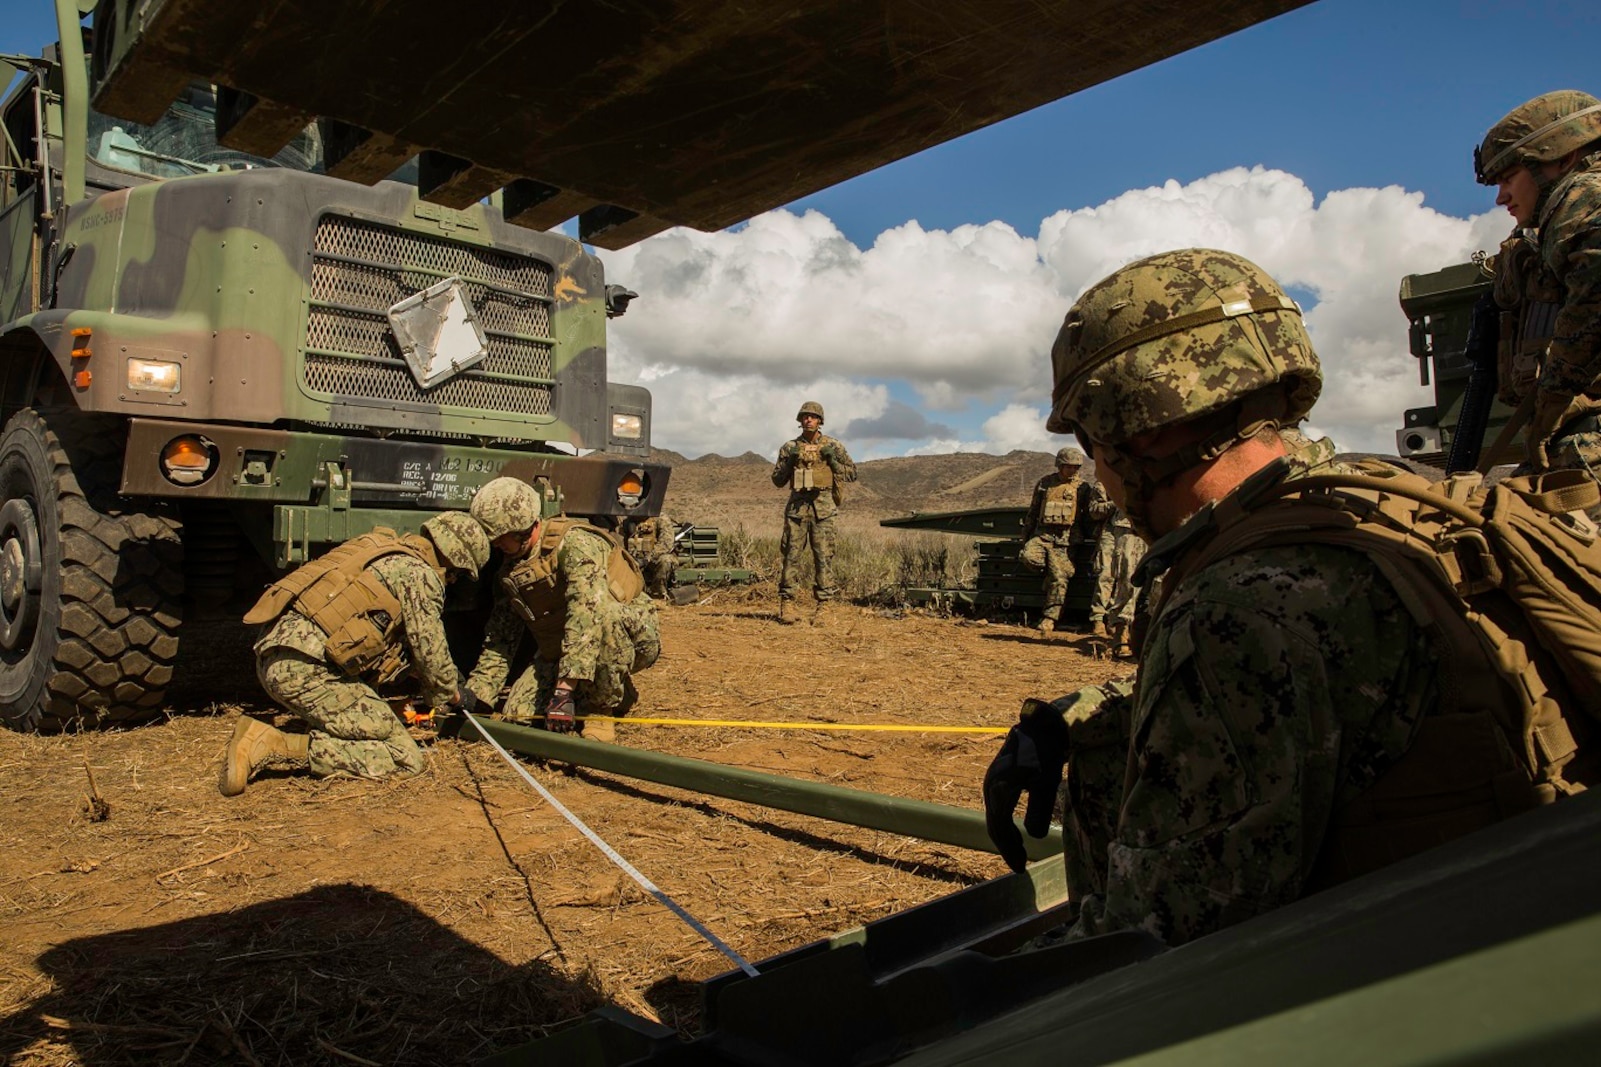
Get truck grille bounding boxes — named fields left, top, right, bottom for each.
left=303, top=216, right=556, bottom=415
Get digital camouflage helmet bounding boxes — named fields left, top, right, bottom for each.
left=1047, top=249, right=1320, bottom=536
left=796, top=401, right=826, bottom=424
left=421, top=511, right=491, bottom=578
left=1474, top=90, right=1601, bottom=185
left=1054, top=446, right=1086, bottom=467
left=471, top=477, right=543, bottom=540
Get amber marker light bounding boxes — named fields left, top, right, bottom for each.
left=159, top=436, right=218, bottom=486
left=616, top=469, right=647, bottom=508
left=70, top=327, right=92, bottom=359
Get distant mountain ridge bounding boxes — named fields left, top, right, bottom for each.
left=647, top=447, right=1097, bottom=536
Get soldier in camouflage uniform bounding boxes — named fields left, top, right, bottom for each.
left=1020, top=447, right=1109, bottom=632
left=223, top=512, right=490, bottom=795
left=771, top=400, right=858, bottom=622
left=1100, top=507, right=1145, bottom=657
left=984, top=249, right=1578, bottom=948
left=624, top=512, right=679, bottom=599
left=1474, top=91, right=1601, bottom=497
left=465, top=477, right=660, bottom=744
left=1083, top=482, right=1119, bottom=635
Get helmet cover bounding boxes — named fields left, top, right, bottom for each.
left=1475, top=90, right=1601, bottom=184
left=421, top=511, right=491, bottom=577
left=470, top=477, right=542, bottom=540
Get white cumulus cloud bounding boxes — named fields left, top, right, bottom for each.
left=602, top=166, right=1509, bottom=460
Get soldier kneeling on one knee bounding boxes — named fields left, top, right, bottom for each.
left=223, top=512, right=490, bottom=796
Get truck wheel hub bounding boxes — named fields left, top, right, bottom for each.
left=0, top=498, right=42, bottom=652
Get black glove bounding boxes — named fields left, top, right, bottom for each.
left=436, top=687, right=479, bottom=740
left=545, top=689, right=577, bottom=733
left=983, top=698, right=1069, bottom=873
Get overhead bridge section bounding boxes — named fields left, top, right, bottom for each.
left=88, top=0, right=1312, bottom=247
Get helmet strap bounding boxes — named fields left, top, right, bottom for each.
left=1091, top=395, right=1283, bottom=539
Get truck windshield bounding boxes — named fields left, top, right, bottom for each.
left=87, top=82, right=324, bottom=179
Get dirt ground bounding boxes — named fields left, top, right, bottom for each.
left=0, top=587, right=1126, bottom=1065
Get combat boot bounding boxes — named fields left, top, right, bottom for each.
left=1090, top=619, right=1109, bottom=638
left=810, top=599, right=831, bottom=625
left=219, top=716, right=309, bottom=797
left=581, top=716, right=617, bottom=743
left=1037, top=616, right=1055, bottom=634
left=777, top=598, right=795, bottom=624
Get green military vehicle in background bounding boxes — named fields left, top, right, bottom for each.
left=1393, top=258, right=1532, bottom=471
left=0, top=0, right=665, bottom=730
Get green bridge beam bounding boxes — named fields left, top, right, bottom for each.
left=468, top=717, right=1062, bottom=861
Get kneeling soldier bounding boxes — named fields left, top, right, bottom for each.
left=222, top=512, right=489, bottom=795
left=466, top=477, right=661, bottom=743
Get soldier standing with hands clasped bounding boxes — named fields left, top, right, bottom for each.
left=772, top=400, right=857, bottom=623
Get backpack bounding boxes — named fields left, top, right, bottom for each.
left=1170, top=462, right=1601, bottom=803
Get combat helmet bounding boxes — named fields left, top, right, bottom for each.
left=796, top=400, right=825, bottom=424
left=1475, top=90, right=1601, bottom=185
left=421, top=511, right=491, bottom=578
left=1054, top=446, right=1086, bottom=467
left=1046, top=249, right=1320, bottom=535
left=470, top=477, right=542, bottom=540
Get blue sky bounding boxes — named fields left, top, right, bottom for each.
left=4, top=1, right=1597, bottom=459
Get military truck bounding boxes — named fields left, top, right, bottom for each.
left=0, top=4, right=665, bottom=730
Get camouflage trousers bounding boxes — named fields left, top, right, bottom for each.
left=1519, top=427, right=1601, bottom=522
left=1105, top=533, right=1148, bottom=632
left=779, top=494, right=840, bottom=601
left=643, top=554, right=676, bottom=599
left=1020, top=533, right=1074, bottom=620
left=1089, top=529, right=1116, bottom=623
left=1055, top=683, right=1135, bottom=905
left=256, top=648, right=425, bottom=780
left=504, top=598, right=661, bottom=722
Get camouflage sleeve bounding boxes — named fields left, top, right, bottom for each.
left=555, top=530, right=615, bottom=681
left=465, top=573, right=524, bottom=703
left=1065, top=544, right=1434, bottom=947
left=1539, top=172, right=1601, bottom=395
left=771, top=440, right=797, bottom=488
left=1082, top=480, right=1114, bottom=521
left=1022, top=479, right=1046, bottom=541
left=824, top=436, right=858, bottom=482
left=374, top=556, right=456, bottom=707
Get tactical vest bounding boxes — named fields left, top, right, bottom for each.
left=1153, top=461, right=1601, bottom=889
left=1492, top=233, right=1562, bottom=406
left=791, top=440, right=837, bottom=491
left=244, top=529, right=437, bottom=682
left=1040, top=478, right=1079, bottom=529
left=501, top=519, right=645, bottom=655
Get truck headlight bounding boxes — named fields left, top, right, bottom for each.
left=128, top=358, right=182, bottom=393
left=611, top=412, right=643, bottom=440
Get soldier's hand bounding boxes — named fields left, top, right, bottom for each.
left=819, top=443, right=837, bottom=463
left=1526, top=389, right=1572, bottom=471
left=545, top=689, right=578, bottom=732
left=778, top=441, right=798, bottom=461
left=982, top=697, right=1069, bottom=873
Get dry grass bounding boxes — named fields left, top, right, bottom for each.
left=0, top=593, right=1127, bottom=1065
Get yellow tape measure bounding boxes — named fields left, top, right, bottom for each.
left=561, top=715, right=1008, bottom=735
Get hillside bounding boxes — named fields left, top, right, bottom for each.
left=651, top=447, right=1098, bottom=537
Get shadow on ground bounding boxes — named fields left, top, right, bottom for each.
left=0, top=884, right=608, bottom=1065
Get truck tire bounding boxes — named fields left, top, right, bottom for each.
left=0, top=408, right=183, bottom=731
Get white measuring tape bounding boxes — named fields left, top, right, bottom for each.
left=465, top=713, right=759, bottom=977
